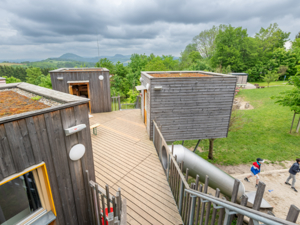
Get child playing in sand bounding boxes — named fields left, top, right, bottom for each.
left=285, top=158, right=300, bottom=192
left=244, top=158, right=264, bottom=188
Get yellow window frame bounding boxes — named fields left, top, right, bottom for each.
left=0, top=162, right=56, bottom=224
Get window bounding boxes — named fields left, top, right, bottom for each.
left=0, top=163, right=56, bottom=225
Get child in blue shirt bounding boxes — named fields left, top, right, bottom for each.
left=244, top=158, right=264, bottom=188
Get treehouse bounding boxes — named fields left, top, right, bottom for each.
left=136, top=71, right=237, bottom=142
left=50, top=68, right=111, bottom=113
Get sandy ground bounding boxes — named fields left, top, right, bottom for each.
left=216, top=162, right=300, bottom=224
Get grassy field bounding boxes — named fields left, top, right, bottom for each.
left=175, top=85, right=300, bottom=165
left=249, top=80, right=288, bottom=86
left=0, top=62, right=25, bottom=66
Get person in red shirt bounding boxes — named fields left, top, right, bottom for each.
left=244, top=158, right=264, bottom=188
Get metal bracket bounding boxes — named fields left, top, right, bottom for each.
left=212, top=202, right=224, bottom=209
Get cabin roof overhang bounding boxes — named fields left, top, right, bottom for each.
left=141, top=71, right=237, bottom=80
left=50, top=67, right=109, bottom=73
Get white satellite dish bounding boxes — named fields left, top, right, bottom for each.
left=69, top=144, right=86, bottom=161
left=99, top=75, right=104, bottom=80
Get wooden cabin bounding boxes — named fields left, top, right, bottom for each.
left=0, top=83, right=95, bottom=225
left=231, top=73, right=248, bottom=85
left=137, top=71, right=237, bottom=141
left=50, top=68, right=111, bottom=113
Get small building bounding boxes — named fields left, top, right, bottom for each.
left=0, top=83, right=95, bottom=225
left=137, top=71, right=237, bottom=141
left=0, top=77, right=6, bottom=85
left=50, top=68, right=111, bottom=113
left=231, top=73, right=248, bottom=84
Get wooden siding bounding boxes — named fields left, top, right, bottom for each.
left=146, top=76, right=237, bottom=141
left=0, top=103, right=94, bottom=225
left=90, top=109, right=183, bottom=225
left=50, top=70, right=111, bottom=113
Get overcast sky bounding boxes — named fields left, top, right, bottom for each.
left=0, top=0, right=300, bottom=60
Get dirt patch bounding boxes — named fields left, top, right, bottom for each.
left=233, top=97, right=254, bottom=110
left=150, top=73, right=212, bottom=78
left=215, top=161, right=300, bottom=224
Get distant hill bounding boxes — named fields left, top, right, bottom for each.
left=54, top=53, right=131, bottom=64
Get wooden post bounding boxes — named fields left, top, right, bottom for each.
left=120, top=199, right=127, bottom=225
left=249, top=182, right=266, bottom=225
left=286, top=205, right=300, bottom=223
left=290, top=112, right=296, bottom=133
left=236, top=194, right=248, bottom=225
left=101, top=194, right=107, bottom=225
left=210, top=188, right=220, bottom=225
left=195, top=184, right=203, bottom=225
left=217, top=197, right=226, bottom=225
left=106, top=185, right=111, bottom=213
left=86, top=171, right=96, bottom=224
left=229, top=179, right=240, bottom=223
left=208, top=139, right=215, bottom=160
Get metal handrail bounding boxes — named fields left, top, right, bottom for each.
left=185, top=189, right=295, bottom=225
left=152, top=119, right=299, bottom=225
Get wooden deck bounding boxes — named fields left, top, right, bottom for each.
left=90, top=109, right=183, bottom=225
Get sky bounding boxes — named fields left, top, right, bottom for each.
left=0, top=0, right=300, bottom=61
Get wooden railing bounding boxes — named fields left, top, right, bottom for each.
left=152, top=120, right=300, bottom=225
left=86, top=171, right=127, bottom=225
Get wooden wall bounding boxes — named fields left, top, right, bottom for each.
left=50, top=70, right=111, bottom=113
left=140, top=75, right=151, bottom=137
left=141, top=75, right=237, bottom=142
left=0, top=103, right=95, bottom=225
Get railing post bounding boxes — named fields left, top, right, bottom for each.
left=223, top=209, right=237, bottom=225
left=189, top=187, right=197, bottom=225
left=167, top=154, right=170, bottom=181
left=178, top=180, right=184, bottom=214
left=152, top=122, right=155, bottom=144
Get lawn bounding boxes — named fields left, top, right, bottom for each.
left=175, top=85, right=300, bottom=165
left=249, top=80, right=288, bottom=86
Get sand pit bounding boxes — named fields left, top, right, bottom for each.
left=216, top=162, right=300, bottom=224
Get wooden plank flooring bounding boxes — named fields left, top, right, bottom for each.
left=90, top=109, right=183, bottom=225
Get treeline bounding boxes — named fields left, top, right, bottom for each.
left=0, top=66, right=54, bottom=82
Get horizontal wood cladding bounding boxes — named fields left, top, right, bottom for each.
left=148, top=76, right=237, bottom=141
left=50, top=71, right=111, bottom=113
left=0, top=103, right=94, bottom=225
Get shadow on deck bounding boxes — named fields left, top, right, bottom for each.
left=90, top=109, right=183, bottom=225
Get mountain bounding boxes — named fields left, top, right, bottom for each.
left=54, top=53, right=131, bottom=64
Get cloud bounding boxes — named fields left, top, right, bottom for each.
left=0, top=0, right=300, bottom=60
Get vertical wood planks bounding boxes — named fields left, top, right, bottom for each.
left=0, top=125, right=16, bottom=180
left=61, top=107, right=89, bottom=224
left=44, top=110, right=79, bottom=225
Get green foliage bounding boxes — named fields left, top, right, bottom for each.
left=211, top=25, right=253, bottom=72
left=125, top=90, right=140, bottom=103
left=38, top=74, right=52, bottom=89
left=26, top=67, right=43, bottom=84
left=95, top=58, right=116, bottom=74
left=0, top=66, right=27, bottom=81
left=192, top=24, right=226, bottom=58
left=2, top=76, right=21, bottom=83
left=261, top=71, right=279, bottom=87
left=144, top=56, right=167, bottom=71
left=272, top=75, right=300, bottom=113
left=31, top=96, right=42, bottom=101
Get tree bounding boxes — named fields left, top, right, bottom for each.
left=26, top=67, right=43, bottom=85
left=211, top=25, right=254, bottom=72
left=255, top=23, right=290, bottom=63
left=144, top=56, right=167, bottom=71
left=277, top=65, right=288, bottom=80
left=193, top=25, right=226, bottom=58
left=38, top=74, right=52, bottom=89
left=272, top=75, right=300, bottom=132
left=95, top=58, right=115, bottom=74
left=261, top=71, right=279, bottom=87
